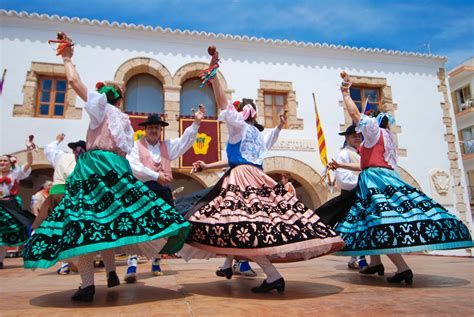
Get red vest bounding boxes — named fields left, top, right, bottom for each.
left=360, top=132, right=392, bottom=170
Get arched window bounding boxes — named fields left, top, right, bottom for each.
left=180, top=78, right=216, bottom=117
left=125, top=74, right=164, bottom=113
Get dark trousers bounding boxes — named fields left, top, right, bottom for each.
left=314, top=189, right=356, bottom=227
left=144, top=181, right=175, bottom=208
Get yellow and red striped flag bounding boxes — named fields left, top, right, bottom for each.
left=312, top=93, right=328, bottom=167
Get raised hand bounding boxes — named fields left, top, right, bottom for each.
left=192, top=104, right=206, bottom=124
left=340, top=71, right=352, bottom=93
left=278, top=110, right=288, bottom=129
left=26, top=135, right=37, bottom=152
left=56, top=133, right=66, bottom=143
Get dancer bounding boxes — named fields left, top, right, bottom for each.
left=178, top=48, right=344, bottom=293
left=316, top=125, right=367, bottom=269
left=123, top=109, right=203, bottom=283
left=32, top=133, right=85, bottom=274
left=333, top=72, right=473, bottom=284
left=191, top=159, right=258, bottom=277
left=23, top=38, right=190, bottom=302
left=0, top=138, right=35, bottom=269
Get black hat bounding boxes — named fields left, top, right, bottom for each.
left=338, top=125, right=358, bottom=136
left=138, top=114, right=169, bottom=127
left=67, top=140, right=87, bottom=150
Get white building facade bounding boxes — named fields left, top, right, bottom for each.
left=449, top=57, right=474, bottom=214
left=0, top=10, right=472, bottom=255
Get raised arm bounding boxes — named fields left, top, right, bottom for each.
left=263, top=111, right=287, bottom=150
left=60, top=44, right=87, bottom=102
left=44, top=133, right=66, bottom=167
left=208, top=49, right=227, bottom=111
left=167, top=105, right=204, bottom=160
left=340, top=72, right=361, bottom=124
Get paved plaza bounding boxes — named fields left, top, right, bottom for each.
left=0, top=254, right=473, bottom=316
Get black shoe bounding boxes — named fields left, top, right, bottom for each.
left=359, top=264, right=385, bottom=276
left=251, top=278, right=285, bottom=294
left=215, top=267, right=233, bottom=279
left=71, top=285, right=95, bottom=302
left=107, top=271, right=120, bottom=288
left=0, top=262, right=3, bottom=269
left=387, top=270, right=413, bottom=285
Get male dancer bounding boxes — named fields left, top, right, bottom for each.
left=124, top=109, right=203, bottom=282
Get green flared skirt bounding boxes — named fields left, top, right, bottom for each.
left=23, top=150, right=190, bottom=268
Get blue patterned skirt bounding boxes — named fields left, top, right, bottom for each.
left=335, top=167, right=473, bottom=255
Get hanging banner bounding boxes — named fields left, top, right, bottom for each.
left=179, top=118, right=220, bottom=168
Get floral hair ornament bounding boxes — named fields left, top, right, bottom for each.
left=96, top=82, right=121, bottom=100
left=376, top=112, right=395, bottom=126
left=233, top=100, right=244, bottom=112
left=48, top=32, right=74, bottom=56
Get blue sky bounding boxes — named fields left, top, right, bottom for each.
left=1, top=0, right=473, bottom=69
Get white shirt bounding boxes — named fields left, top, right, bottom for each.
left=0, top=166, right=31, bottom=198
left=126, top=123, right=200, bottom=182
left=335, top=146, right=360, bottom=191
left=44, top=140, right=76, bottom=186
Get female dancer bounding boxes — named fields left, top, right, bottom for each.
left=0, top=138, right=35, bottom=268
left=178, top=48, right=345, bottom=293
left=333, top=72, right=473, bottom=284
left=23, top=37, right=190, bottom=302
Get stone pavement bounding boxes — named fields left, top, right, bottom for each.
left=0, top=254, right=473, bottom=316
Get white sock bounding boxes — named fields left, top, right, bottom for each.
left=127, top=254, right=138, bottom=267
left=221, top=255, right=234, bottom=269
left=101, top=249, right=116, bottom=274
left=78, top=253, right=95, bottom=288
left=387, top=254, right=411, bottom=273
left=0, top=246, right=7, bottom=263
left=250, top=256, right=282, bottom=283
left=348, top=256, right=357, bottom=264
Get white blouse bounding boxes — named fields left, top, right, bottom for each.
left=85, top=90, right=134, bottom=154
left=335, top=146, right=360, bottom=191
left=219, top=103, right=281, bottom=166
left=0, top=166, right=31, bottom=198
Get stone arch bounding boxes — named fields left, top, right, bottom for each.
left=396, top=166, right=422, bottom=189
left=264, top=156, right=329, bottom=209
left=170, top=61, right=234, bottom=153
left=114, top=57, right=173, bottom=86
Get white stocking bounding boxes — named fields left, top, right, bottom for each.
left=100, top=249, right=116, bottom=274
left=387, top=253, right=410, bottom=273
left=369, top=255, right=382, bottom=266
left=221, top=255, right=234, bottom=269
left=78, top=253, right=95, bottom=288
left=250, top=256, right=282, bottom=283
